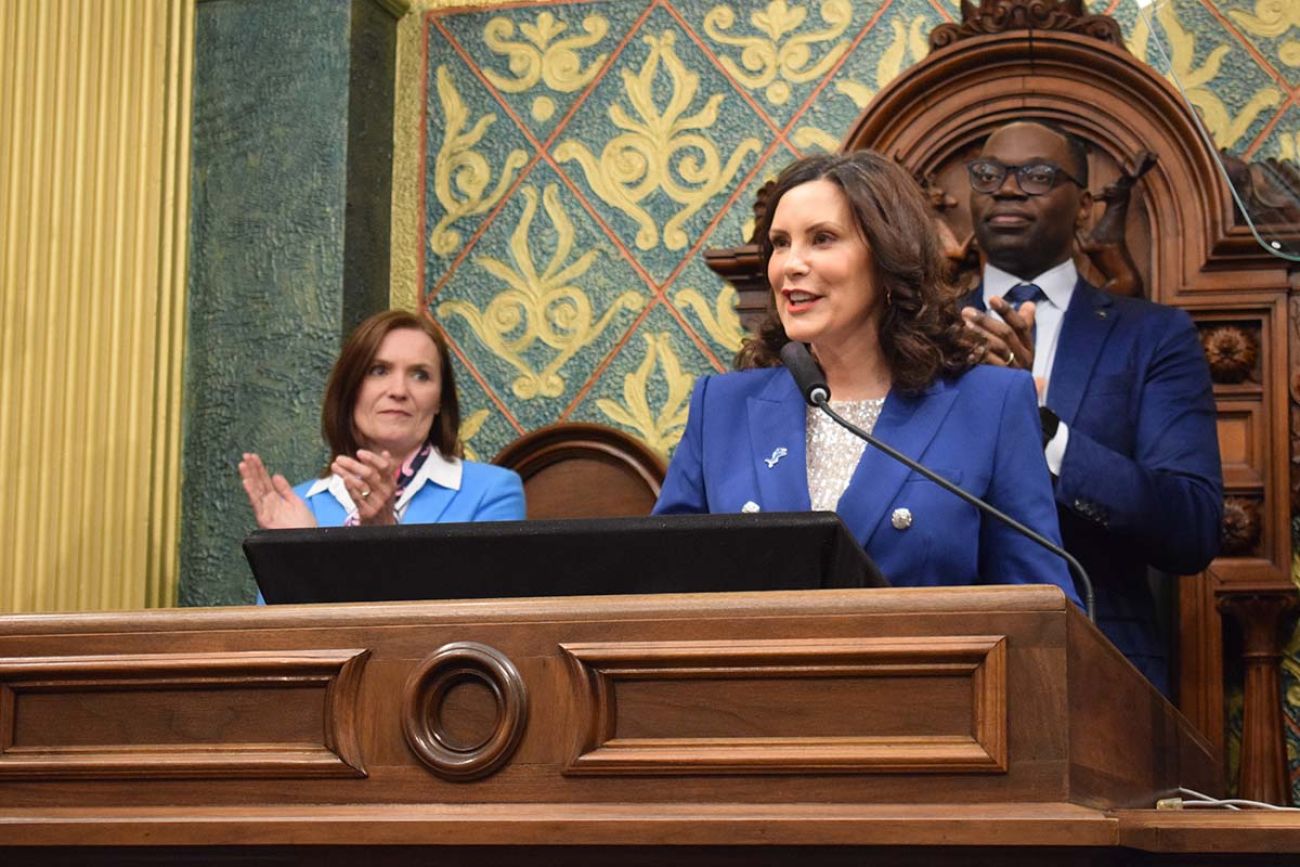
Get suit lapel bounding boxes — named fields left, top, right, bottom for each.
left=1046, top=279, right=1117, bottom=426
left=836, top=380, right=958, bottom=549
left=747, top=370, right=811, bottom=512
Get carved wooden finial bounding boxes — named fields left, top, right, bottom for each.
left=930, top=0, right=1124, bottom=51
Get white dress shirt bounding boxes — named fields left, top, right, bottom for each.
left=980, top=260, right=1077, bottom=474
left=303, top=447, right=463, bottom=521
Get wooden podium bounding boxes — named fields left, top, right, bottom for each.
left=0, top=585, right=1295, bottom=863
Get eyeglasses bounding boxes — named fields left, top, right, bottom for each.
left=966, top=159, right=1084, bottom=196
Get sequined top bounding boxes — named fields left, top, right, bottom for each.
left=807, top=398, right=886, bottom=512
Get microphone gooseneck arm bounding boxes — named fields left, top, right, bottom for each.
left=778, top=340, right=1095, bottom=621
left=813, top=394, right=1095, bottom=622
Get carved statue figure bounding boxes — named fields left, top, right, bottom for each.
left=1077, top=150, right=1157, bottom=298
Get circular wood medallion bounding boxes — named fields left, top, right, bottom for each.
left=401, top=641, right=527, bottom=780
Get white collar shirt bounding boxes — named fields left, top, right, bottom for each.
left=303, top=447, right=463, bottom=522
left=981, top=259, right=1077, bottom=403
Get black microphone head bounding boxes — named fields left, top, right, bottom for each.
left=779, top=341, right=830, bottom=406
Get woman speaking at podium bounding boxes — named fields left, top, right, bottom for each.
left=238, top=310, right=525, bottom=530
left=655, top=151, right=1078, bottom=600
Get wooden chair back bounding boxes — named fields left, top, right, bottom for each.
left=494, top=423, right=666, bottom=520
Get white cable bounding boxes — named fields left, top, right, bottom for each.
left=1176, top=787, right=1300, bottom=811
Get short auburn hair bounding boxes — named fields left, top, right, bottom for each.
left=320, top=310, right=462, bottom=468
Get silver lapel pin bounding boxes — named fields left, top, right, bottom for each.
left=764, top=447, right=788, bottom=468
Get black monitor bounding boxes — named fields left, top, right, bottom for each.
left=246, top=512, right=886, bottom=604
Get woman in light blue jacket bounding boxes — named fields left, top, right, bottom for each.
left=239, top=310, right=524, bottom=530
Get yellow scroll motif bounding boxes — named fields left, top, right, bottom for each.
left=555, top=31, right=763, bottom=252
left=674, top=284, right=746, bottom=352
left=429, top=66, right=529, bottom=256
left=791, top=15, right=929, bottom=151
left=702, top=0, right=852, bottom=105
left=1228, top=0, right=1300, bottom=67
left=438, top=183, right=644, bottom=400
left=596, top=331, right=695, bottom=455
left=482, top=11, right=609, bottom=122
left=1130, top=5, right=1281, bottom=150
left=458, top=408, right=491, bottom=462
left=1279, top=132, right=1300, bottom=162
left=1229, top=0, right=1300, bottom=38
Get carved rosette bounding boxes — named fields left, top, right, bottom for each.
left=401, top=641, right=528, bottom=781
left=1200, top=325, right=1259, bottom=384
left=930, top=0, right=1123, bottom=51
left=1220, top=496, right=1263, bottom=557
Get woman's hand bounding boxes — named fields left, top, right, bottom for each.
left=332, top=449, right=398, bottom=526
left=239, top=453, right=316, bottom=530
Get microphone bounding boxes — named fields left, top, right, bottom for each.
left=779, top=341, right=1095, bottom=622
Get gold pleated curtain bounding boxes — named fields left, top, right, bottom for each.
left=0, top=0, right=193, bottom=611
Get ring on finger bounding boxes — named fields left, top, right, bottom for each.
left=1005, top=350, right=1016, bottom=366
left=360, top=488, right=371, bottom=499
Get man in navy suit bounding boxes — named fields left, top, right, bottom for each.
left=960, top=121, right=1222, bottom=696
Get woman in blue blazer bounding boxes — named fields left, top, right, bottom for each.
left=239, top=310, right=524, bottom=531
left=655, top=152, right=1078, bottom=601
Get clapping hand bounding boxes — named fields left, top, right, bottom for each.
left=332, top=449, right=398, bottom=526
left=962, top=297, right=1036, bottom=372
left=239, top=453, right=316, bottom=530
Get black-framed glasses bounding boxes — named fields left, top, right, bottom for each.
left=966, top=159, right=1084, bottom=196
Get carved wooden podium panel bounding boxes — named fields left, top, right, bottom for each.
left=2, top=586, right=1277, bottom=864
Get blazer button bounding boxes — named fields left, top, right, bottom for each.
left=741, top=500, right=761, bottom=513
left=891, top=507, right=913, bottom=530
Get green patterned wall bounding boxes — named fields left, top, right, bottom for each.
left=412, top=0, right=961, bottom=462
left=409, top=0, right=1300, bottom=798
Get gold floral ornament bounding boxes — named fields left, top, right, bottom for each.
left=1228, top=0, right=1300, bottom=68
left=1130, top=4, right=1281, bottom=150
left=596, top=331, right=695, bottom=455
left=482, top=11, right=610, bottom=123
left=439, top=183, right=644, bottom=400
left=458, top=409, right=491, bottom=462
left=674, top=284, right=746, bottom=352
left=429, top=66, right=530, bottom=257
left=792, top=14, right=929, bottom=152
left=1280, top=131, right=1300, bottom=162
left=703, top=0, right=852, bottom=106
left=555, top=31, right=763, bottom=252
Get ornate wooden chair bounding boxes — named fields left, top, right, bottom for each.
left=494, top=422, right=667, bottom=520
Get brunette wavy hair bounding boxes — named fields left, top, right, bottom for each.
left=735, top=150, right=975, bottom=393
left=319, top=310, right=462, bottom=470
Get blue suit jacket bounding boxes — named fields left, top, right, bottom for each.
left=654, top=364, right=1079, bottom=603
left=292, top=460, right=525, bottom=526
left=970, top=279, right=1223, bottom=693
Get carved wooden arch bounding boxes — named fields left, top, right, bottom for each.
left=842, top=29, right=1274, bottom=294
left=704, top=2, right=1297, bottom=803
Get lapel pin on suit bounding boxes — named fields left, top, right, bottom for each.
left=891, top=507, right=913, bottom=530
left=764, top=447, right=788, bottom=468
